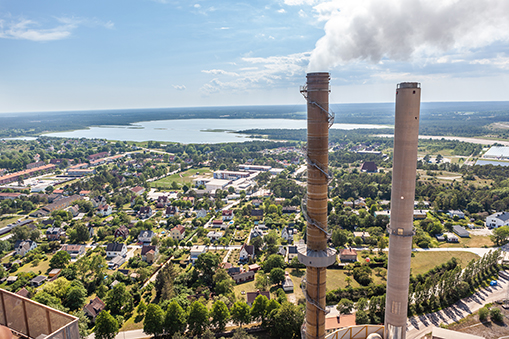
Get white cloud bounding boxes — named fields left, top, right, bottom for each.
left=200, top=52, right=311, bottom=95
left=308, top=0, right=509, bottom=71
left=298, top=10, right=307, bottom=17
left=277, top=9, right=286, bottom=13
left=284, top=0, right=317, bottom=5
left=172, top=85, right=186, bottom=90
left=201, top=69, right=240, bottom=76
left=193, top=4, right=201, bottom=8
left=0, top=16, right=113, bottom=42
left=220, top=27, right=230, bottom=30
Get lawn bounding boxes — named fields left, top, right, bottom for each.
left=149, top=167, right=212, bottom=188
left=0, top=216, right=19, bottom=228
left=437, top=235, right=494, bottom=248
left=233, top=279, right=257, bottom=302
left=410, top=251, right=479, bottom=276
left=17, top=254, right=53, bottom=274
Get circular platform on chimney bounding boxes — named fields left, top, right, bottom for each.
left=297, top=244, right=337, bottom=268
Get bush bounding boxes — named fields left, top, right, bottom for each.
left=490, top=307, right=504, bottom=322
left=479, top=307, right=489, bottom=321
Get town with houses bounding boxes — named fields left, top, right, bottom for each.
left=1, top=136, right=509, bottom=339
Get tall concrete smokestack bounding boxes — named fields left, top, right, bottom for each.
left=299, top=73, right=337, bottom=339
left=384, top=82, right=421, bottom=339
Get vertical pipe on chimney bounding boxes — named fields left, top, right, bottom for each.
left=384, top=82, right=421, bottom=339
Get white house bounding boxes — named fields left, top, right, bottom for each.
left=487, top=211, right=509, bottom=229
left=239, top=244, right=255, bottom=262
left=190, top=245, right=207, bottom=264
left=281, top=226, right=294, bottom=242
left=106, top=243, right=127, bottom=258
left=448, top=210, right=465, bottom=219
left=288, top=246, right=298, bottom=260
left=195, top=208, right=208, bottom=218
left=207, top=231, right=224, bottom=242
left=14, top=240, right=37, bottom=257
left=96, top=204, right=112, bottom=216
left=138, top=230, right=155, bottom=244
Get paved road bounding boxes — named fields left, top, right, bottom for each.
left=406, top=271, right=509, bottom=339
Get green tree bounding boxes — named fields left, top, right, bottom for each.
left=65, top=281, right=87, bottom=310
left=50, top=251, right=71, bottom=269
left=144, top=304, right=164, bottom=337
left=94, top=310, right=119, bottom=339
left=331, top=229, right=349, bottom=247
left=270, top=268, right=286, bottom=286
left=336, top=298, right=354, bottom=314
left=213, top=268, right=234, bottom=295
left=355, top=309, right=370, bottom=325
left=266, top=299, right=281, bottom=316
left=479, top=306, right=489, bottom=321
left=164, top=300, right=187, bottom=335
left=490, top=307, right=503, bottom=322
left=231, top=301, right=251, bottom=327
left=187, top=301, right=209, bottom=336
left=211, top=299, right=230, bottom=332
left=68, top=223, right=90, bottom=243
left=491, top=226, right=509, bottom=246
left=263, top=254, right=285, bottom=273
left=250, top=294, right=269, bottom=324
left=105, top=283, right=130, bottom=315
left=195, top=252, right=220, bottom=284
left=154, top=263, right=175, bottom=300
left=137, top=300, right=147, bottom=315
left=232, top=327, right=255, bottom=339
left=255, top=271, right=269, bottom=291
left=266, top=302, right=303, bottom=339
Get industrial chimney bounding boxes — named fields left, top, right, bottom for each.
left=299, top=72, right=337, bottom=339
left=384, top=82, right=421, bottom=339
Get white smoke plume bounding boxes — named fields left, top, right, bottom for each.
left=308, top=0, right=509, bottom=71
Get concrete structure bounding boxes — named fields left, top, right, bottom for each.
left=384, top=82, right=421, bottom=339
left=299, top=73, right=337, bottom=339
left=431, top=327, right=484, bottom=339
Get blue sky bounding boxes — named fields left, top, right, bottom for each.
left=1, top=0, right=509, bottom=113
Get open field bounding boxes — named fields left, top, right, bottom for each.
left=437, top=235, right=494, bottom=248
left=0, top=216, right=18, bottom=228
left=410, top=251, right=479, bottom=276
left=149, top=167, right=212, bottom=188
left=18, top=254, right=53, bottom=274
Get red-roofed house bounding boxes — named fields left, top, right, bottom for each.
left=114, top=225, right=129, bottom=239
left=131, top=186, right=145, bottom=196
left=325, top=315, right=356, bottom=335
left=222, top=210, right=234, bottom=221
left=339, top=248, right=358, bottom=262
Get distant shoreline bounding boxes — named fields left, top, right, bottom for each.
left=376, top=134, right=509, bottom=146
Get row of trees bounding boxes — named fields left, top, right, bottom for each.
left=137, top=296, right=303, bottom=339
